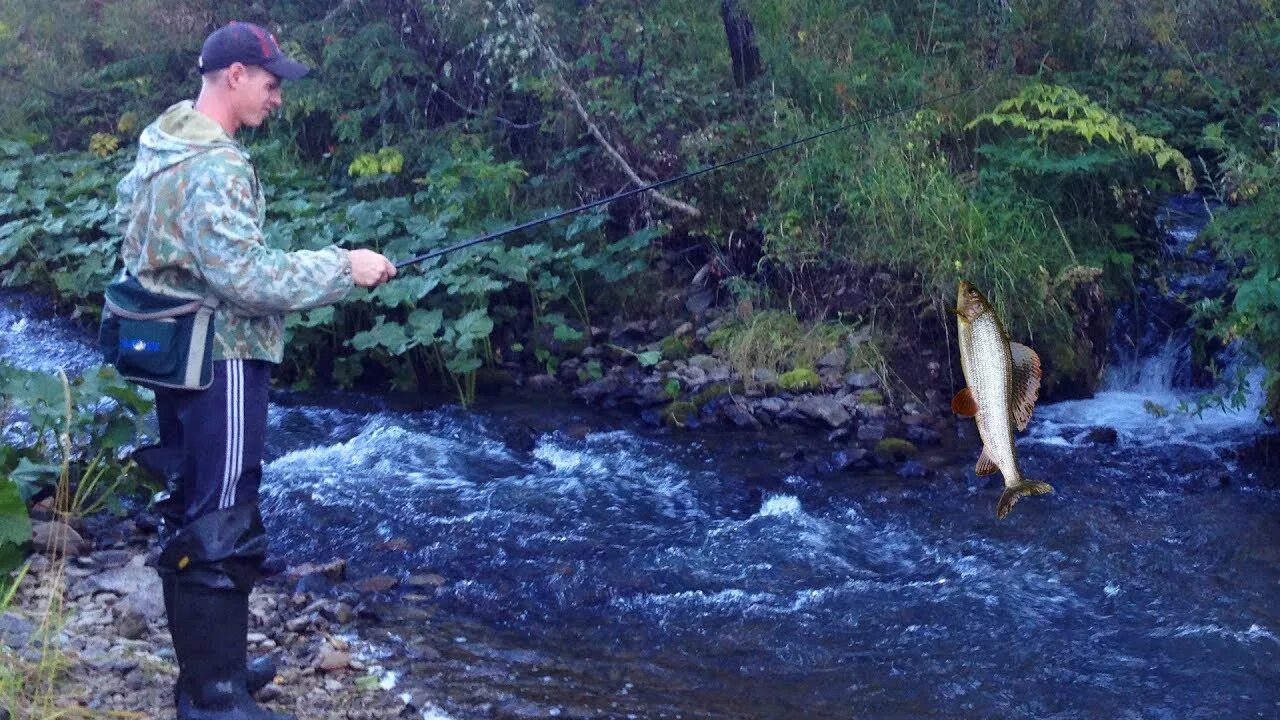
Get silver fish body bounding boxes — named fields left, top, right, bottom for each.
left=954, top=281, right=1052, bottom=519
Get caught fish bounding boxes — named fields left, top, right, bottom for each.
left=952, top=281, right=1052, bottom=519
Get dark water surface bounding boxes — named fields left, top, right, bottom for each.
left=255, top=380, right=1278, bottom=719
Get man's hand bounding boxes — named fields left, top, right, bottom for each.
left=349, top=249, right=397, bottom=288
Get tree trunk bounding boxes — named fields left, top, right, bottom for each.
left=720, top=0, right=762, bottom=88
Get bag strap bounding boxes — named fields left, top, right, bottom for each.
left=105, top=295, right=206, bottom=320
left=111, top=271, right=221, bottom=317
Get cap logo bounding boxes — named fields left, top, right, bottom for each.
left=242, top=22, right=280, bottom=59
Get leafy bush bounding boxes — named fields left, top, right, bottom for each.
left=1, top=362, right=153, bottom=571
left=0, top=140, right=129, bottom=312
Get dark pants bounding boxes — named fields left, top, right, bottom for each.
left=139, top=359, right=273, bottom=592
left=155, top=358, right=271, bottom=521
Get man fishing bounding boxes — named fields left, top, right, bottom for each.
left=112, top=21, right=396, bottom=720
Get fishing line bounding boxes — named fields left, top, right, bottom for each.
left=394, top=80, right=994, bottom=270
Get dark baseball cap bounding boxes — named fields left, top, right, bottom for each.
left=198, top=21, right=309, bottom=80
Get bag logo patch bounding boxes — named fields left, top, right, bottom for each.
left=122, top=338, right=161, bottom=352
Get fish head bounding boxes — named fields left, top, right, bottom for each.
left=955, top=281, right=993, bottom=322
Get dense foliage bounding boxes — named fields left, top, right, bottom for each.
left=2, top=1, right=1277, bottom=407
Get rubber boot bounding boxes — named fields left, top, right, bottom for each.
left=160, top=572, right=277, bottom=705
left=167, top=581, right=293, bottom=720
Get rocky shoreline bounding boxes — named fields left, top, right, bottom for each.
left=2, top=504, right=438, bottom=720
left=506, top=300, right=964, bottom=476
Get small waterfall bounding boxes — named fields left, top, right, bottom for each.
left=1033, top=194, right=1269, bottom=447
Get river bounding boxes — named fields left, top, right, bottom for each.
left=1, top=196, right=1277, bottom=719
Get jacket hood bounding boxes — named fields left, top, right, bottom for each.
left=133, top=100, right=243, bottom=180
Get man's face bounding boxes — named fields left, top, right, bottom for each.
left=230, top=64, right=283, bottom=129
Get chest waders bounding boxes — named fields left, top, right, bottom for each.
left=135, top=359, right=292, bottom=720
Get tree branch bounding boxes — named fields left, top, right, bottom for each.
left=550, top=72, right=701, bottom=218
left=520, top=9, right=701, bottom=219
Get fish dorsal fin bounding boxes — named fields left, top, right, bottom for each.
left=1009, top=342, right=1042, bottom=432
left=951, top=387, right=978, bottom=417
left=974, top=447, right=999, bottom=476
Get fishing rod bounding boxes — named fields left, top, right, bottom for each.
left=394, top=81, right=988, bottom=270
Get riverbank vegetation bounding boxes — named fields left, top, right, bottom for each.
left=2, top=2, right=1278, bottom=560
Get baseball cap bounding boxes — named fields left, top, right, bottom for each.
left=198, top=21, right=309, bottom=80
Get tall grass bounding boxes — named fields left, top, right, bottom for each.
left=762, top=115, right=1085, bottom=348
left=0, top=370, right=118, bottom=719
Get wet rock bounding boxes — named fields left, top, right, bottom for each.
left=756, top=397, right=785, bottom=415
left=285, top=615, right=314, bottom=633
left=830, top=448, right=871, bottom=471
left=633, top=381, right=672, bottom=407
left=791, top=396, right=852, bottom=428
left=816, top=348, right=847, bottom=373
left=405, top=573, right=446, bottom=590
left=115, top=585, right=165, bottom=623
left=355, top=575, right=399, bottom=594
left=114, top=610, right=148, bottom=645
left=857, top=420, right=887, bottom=442
left=571, top=375, right=621, bottom=404
left=31, top=520, right=84, bottom=556
left=897, top=460, right=930, bottom=479
left=901, top=411, right=931, bottom=426
left=751, top=368, right=778, bottom=389
left=610, top=319, right=650, bottom=342
left=0, top=612, right=34, bottom=650
left=294, top=573, right=333, bottom=596
left=686, top=353, right=720, bottom=372
left=286, top=559, right=346, bottom=582
left=525, top=373, right=561, bottom=393
left=906, top=425, right=941, bottom=445
left=25, top=554, right=51, bottom=575
left=325, top=602, right=354, bottom=624
left=555, top=358, right=580, bottom=383
left=671, top=363, right=708, bottom=388
left=845, top=370, right=879, bottom=389
left=358, top=601, right=435, bottom=623
left=90, top=549, right=135, bottom=569
left=315, top=649, right=351, bottom=672
left=1084, top=426, right=1119, bottom=444
left=720, top=401, right=761, bottom=429
left=69, top=563, right=158, bottom=602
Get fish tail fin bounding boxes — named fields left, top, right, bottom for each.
left=996, top=480, right=1053, bottom=520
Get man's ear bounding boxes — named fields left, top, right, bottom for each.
left=225, top=62, right=247, bottom=88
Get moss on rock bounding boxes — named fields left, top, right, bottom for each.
left=660, top=334, right=694, bottom=361
left=692, top=383, right=732, bottom=407
left=875, top=437, right=918, bottom=462
left=778, top=367, right=820, bottom=391
left=662, top=401, right=698, bottom=429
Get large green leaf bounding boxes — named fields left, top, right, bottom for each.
left=0, top=479, right=34, bottom=549
left=9, top=458, right=61, bottom=503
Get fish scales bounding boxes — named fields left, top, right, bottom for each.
left=953, top=281, right=1052, bottom=519
left=963, top=312, right=1018, bottom=480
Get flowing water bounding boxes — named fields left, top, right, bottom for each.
left=2, top=197, right=1277, bottom=719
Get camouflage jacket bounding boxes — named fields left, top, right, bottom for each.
left=113, top=101, right=352, bottom=363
